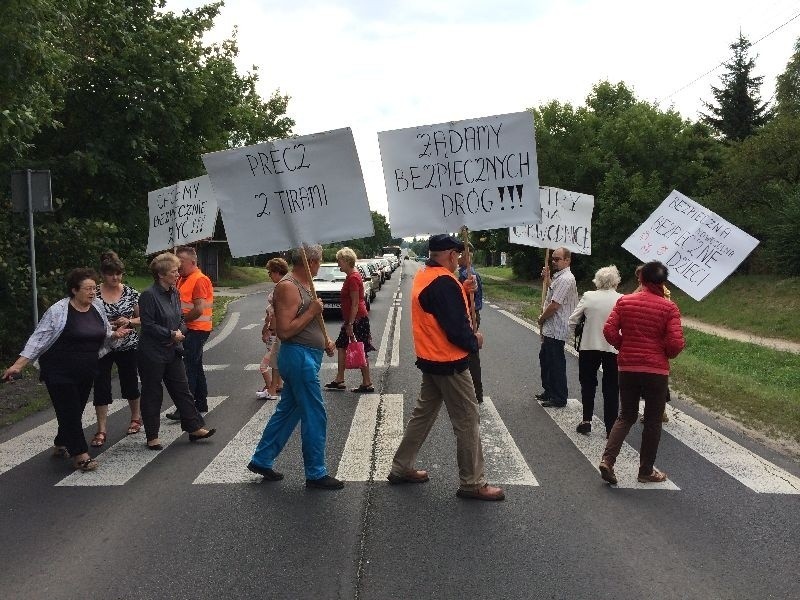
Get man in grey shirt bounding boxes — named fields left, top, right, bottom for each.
left=247, top=244, right=341, bottom=490
left=536, top=247, right=578, bottom=408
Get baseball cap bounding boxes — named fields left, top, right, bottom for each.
left=428, top=234, right=465, bottom=252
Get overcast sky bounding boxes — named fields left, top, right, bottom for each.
left=165, top=0, right=800, bottom=218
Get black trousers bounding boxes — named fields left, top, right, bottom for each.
left=578, top=350, right=619, bottom=433
left=44, top=373, right=94, bottom=456
left=138, top=351, right=205, bottom=441
left=539, top=336, right=567, bottom=405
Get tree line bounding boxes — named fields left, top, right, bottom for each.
left=1, top=2, right=798, bottom=355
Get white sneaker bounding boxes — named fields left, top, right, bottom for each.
left=264, top=393, right=280, bottom=401
left=256, top=390, right=268, bottom=399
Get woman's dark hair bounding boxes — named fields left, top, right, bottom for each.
left=640, top=261, right=669, bottom=285
left=66, top=268, right=99, bottom=297
left=99, top=250, right=124, bottom=275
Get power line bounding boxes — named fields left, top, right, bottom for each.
left=657, top=9, right=800, bottom=104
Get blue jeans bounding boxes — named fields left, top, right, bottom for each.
left=183, top=329, right=209, bottom=410
left=251, top=343, right=327, bottom=480
left=539, top=336, right=567, bottom=405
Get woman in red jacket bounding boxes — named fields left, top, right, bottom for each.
left=598, top=261, right=685, bottom=484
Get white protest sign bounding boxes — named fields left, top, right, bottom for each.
left=202, top=128, right=373, bottom=257
left=622, top=190, right=759, bottom=301
left=378, top=111, right=540, bottom=237
left=509, top=187, right=594, bottom=254
left=146, top=175, right=217, bottom=255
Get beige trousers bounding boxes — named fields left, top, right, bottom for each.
left=391, top=368, right=487, bottom=490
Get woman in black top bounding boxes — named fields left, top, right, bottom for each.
left=2, top=269, right=132, bottom=471
left=137, top=253, right=215, bottom=450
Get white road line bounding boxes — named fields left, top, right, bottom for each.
left=336, top=394, right=404, bottom=481
left=480, top=398, right=539, bottom=486
left=497, top=309, right=578, bottom=357
left=488, top=303, right=499, bottom=309
left=0, top=401, right=129, bottom=477
left=194, top=401, right=278, bottom=485
left=56, top=396, right=227, bottom=487
left=498, top=309, right=537, bottom=332
left=203, top=364, right=230, bottom=371
left=204, top=312, right=240, bottom=352
left=246, top=363, right=336, bottom=371
left=543, top=399, right=679, bottom=490
left=390, top=307, right=402, bottom=366
left=661, top=405, right=800, bottom=494
left=240, top=323, right=259, bottom=330
left=374, top=305, right=397, bottom=367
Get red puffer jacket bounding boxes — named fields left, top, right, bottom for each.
left=603, top=289, right=685, bottom=375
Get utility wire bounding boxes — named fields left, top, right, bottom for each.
left=657, top=9, right=800, bottom=104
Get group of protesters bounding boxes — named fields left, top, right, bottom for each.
left=1, top=247, right=216, bottom=471
left=3, top=237, right=684, bottom=496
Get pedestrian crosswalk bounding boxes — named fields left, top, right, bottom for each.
left=1, top=391, right=798, bottom=495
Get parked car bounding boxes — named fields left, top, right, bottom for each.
left=313, top=263, right=370, bottom=318
left=356, top=264, right=376, bottom=302
left=357, top=259, right=382, bottom=294
left=376, top=258, right=392, bottom=280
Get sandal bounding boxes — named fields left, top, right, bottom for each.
left=52, top=446, right=69, bottom=458
left=127, top=419, right=143, bottom=435
left=74, top=458, right=99, bottom=472
left=351, top=384, right=375, bottom=393
left=90, top=431, right=107, bottom=447
left=324, top=381, right=346, bottom=390
left=637, top=469, right=668, bottom=483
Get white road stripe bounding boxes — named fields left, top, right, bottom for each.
left=336, top=394, right=404, bottom=481
left=374, top=305, right=397, bottom=367
left=0, top=401, right=129, bottom=477
left=661, top=405, right=800, bottom=494
left=203, top=364, right=229, bottom=371
left=488, top=304, right=499, bottom=309
left=498, top=309, right=537, bottom=333
left=194, top=401, right=278, bottom=485
left=204, top=312, right=240, bottom=352
left=390, top=307, right=402, bottom=366
left=246, top=363, right=335, bottom=371
left=480, top=398, right=538, bottom=486
left=56, top=396, right=226, bottom=487
left=543, top=399, right=679, bottom=490
left=240, top=323, right=259, bottom=330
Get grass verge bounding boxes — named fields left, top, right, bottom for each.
left=670, top=329, right=800, bottom=443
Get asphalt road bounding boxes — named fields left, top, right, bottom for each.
left=0, top=261, right=798, bottom=600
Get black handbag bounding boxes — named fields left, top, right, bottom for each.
left=573, top=314, right=586, bottom=351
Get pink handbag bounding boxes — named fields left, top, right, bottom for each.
left=345, top=338, right=367, bottom=369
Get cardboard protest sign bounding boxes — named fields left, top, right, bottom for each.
left=201, top=128, right=373, bottom=257
left=146, top=175, right=217, bottom=255
left=378, top=112, right=540, bottom=237
left=622, top=190, right=759, bottom=300
left=509, top=187, right=594, bottom=254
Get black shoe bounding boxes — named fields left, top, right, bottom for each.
left=146, top=443, right=163, bottom=451
left=165, top=411, right=180, bottom=420
left=534, top=392, right=549, bottom=402
left=188, top=428, right=216, bottom=442
left=540, top=400, right=567, bottom=408
left=576, top=421, right=592, bottom=434
left=247, top=462, right=284, bottom=481
left=195, top=404, right=209, bottom=413
left=306, top=475, right=344, bottom=490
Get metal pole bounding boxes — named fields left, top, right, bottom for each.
left=26, top=169, right=39, bottom=325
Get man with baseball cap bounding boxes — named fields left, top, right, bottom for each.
left=387, top=234, right=504, bottom=501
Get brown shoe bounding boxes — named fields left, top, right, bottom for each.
left=456, top=484, right=505, bottom=501
left=599, top=461, right=617, bottom=485
left=387, top=469, right=429, bottom=484
left=637, top=469, right=668, bottom=483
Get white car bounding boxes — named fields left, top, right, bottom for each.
left=313, top=263, right=370, bottom=317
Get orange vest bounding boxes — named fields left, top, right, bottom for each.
left=178, top=269, right=213, bottom=331
left=411, top=265, right=470, bottom=363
